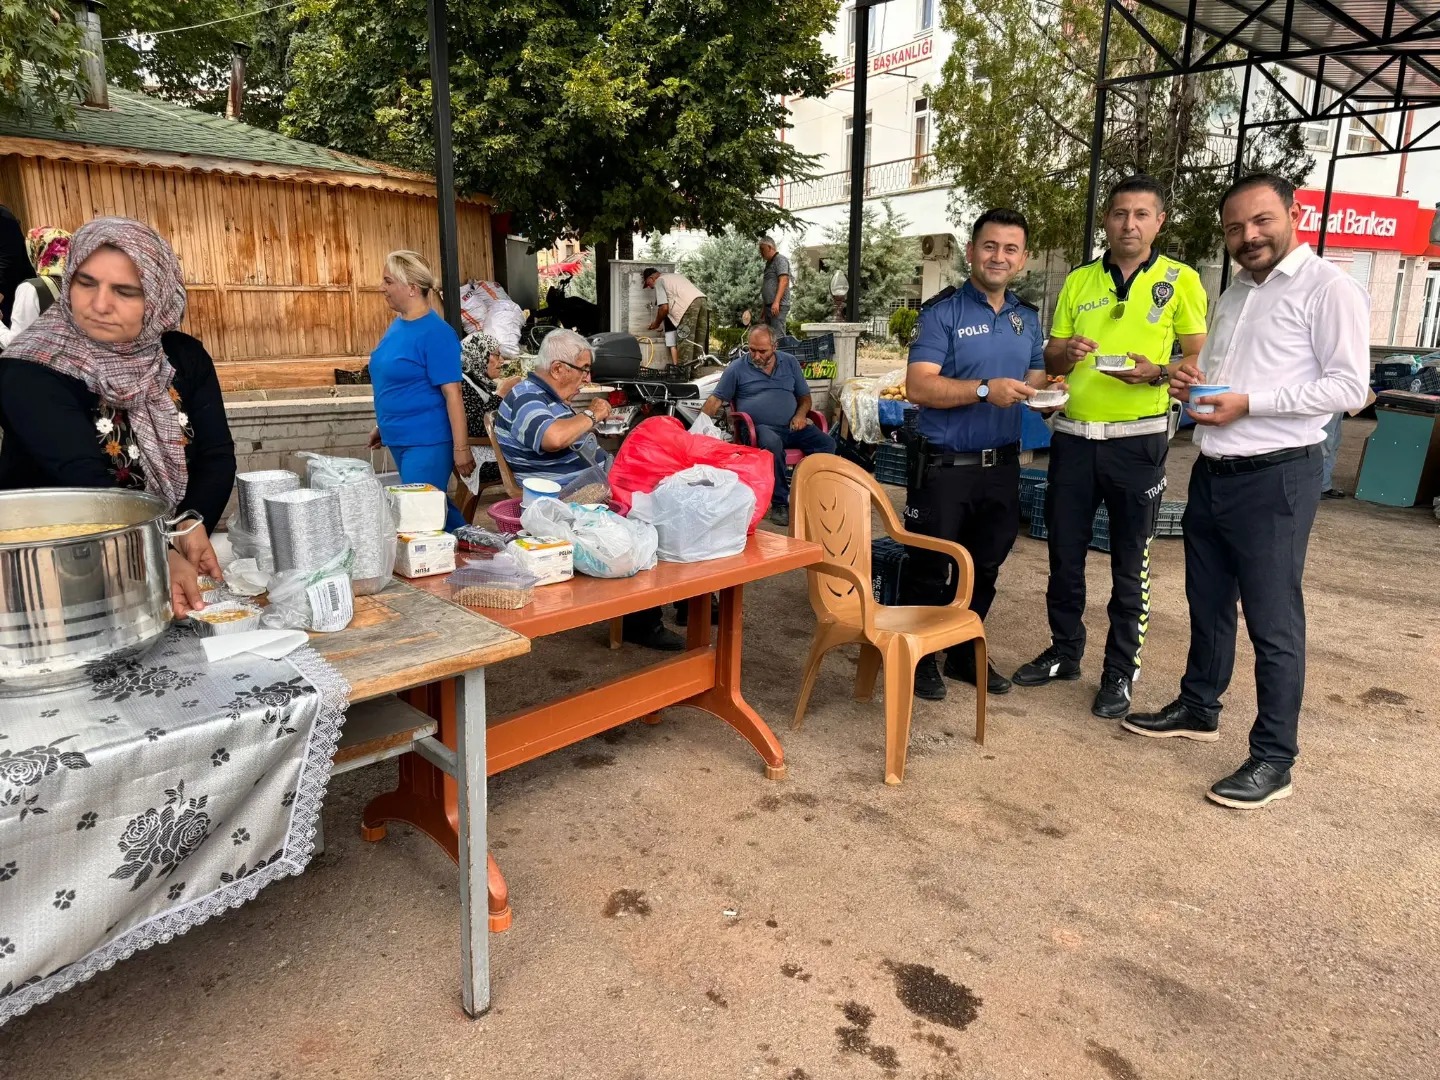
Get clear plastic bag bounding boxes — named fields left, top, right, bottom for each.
left=689, top=412, right=726, bottom=440
left=629, top=465, right=754, bottom=562
left=557, top=466, right=611, bottom=505
left=519, top=498, right=658, bottom=578
left=225, top=514, right=274, bottom=572
left=839, top=368, right=906, bottom=445
left=299, top=452, right=396, bottom=595
left=261, top=547, right=357, bottom=632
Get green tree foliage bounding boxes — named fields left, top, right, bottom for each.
left=0, top=5, right=85, bottom=126
left=888, top=306, right=919, bottom=344
left=680, top=228, right=766, bottom=326
left=931, top=0, right=1312, bottom=264
left=282, top=0, right=840, bottom=249
left=788, top=202, right=920, bottom=323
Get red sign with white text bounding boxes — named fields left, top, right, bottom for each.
left=1294, top=188, right=1427, bottom=253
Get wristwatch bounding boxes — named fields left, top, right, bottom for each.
left=579, top=407, right=598, bottom=425
left=976, top=380, right=990, bottom=400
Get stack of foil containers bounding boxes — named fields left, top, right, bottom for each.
left=233, top=469, right=301, bottom=570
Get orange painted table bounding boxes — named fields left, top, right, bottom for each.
left=359, top=530, right=820, bottom=925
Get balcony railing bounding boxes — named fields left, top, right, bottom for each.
left=767, top=154, right=953, bottom=211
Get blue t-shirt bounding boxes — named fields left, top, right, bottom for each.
left=495, top=373, right=610, bottom=484
left=713, top=350, right=809, bottom=429
left=907, top=281, right=1045, bottom=452
left=369, top=311, right=462, bottom=447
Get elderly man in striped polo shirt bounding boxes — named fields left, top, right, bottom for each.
left=495, top=329, right=682, bottom=651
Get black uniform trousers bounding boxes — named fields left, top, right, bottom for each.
left=1178, top=447, right=1321, bottom=768
left=1044, top=430, right=1168, bottom=679
left=898, top=458, right=1021, bottom=621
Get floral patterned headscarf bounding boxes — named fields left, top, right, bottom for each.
left=460, top=332, right=502, bottom=380
left=4, top=217, right=189, bottom=510
left=26, top=226, right=71, bottom=277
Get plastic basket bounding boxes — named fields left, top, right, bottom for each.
left=1155, top=500, right=1186, bottom=538
left=1027, top=482, right=1050, bottom=540
left=1028, top=491, right=1110, bottom=551
left=487, top=497, right=524, bottom=533
left=1019, top=467, right=1048, bottom=522
left=1090, top=506, right=1111, bottom=553
left=873, top=443, right=909, bottom=487
left=788, top=333, right=836, bottom=364
left=871, top=537, right=907, bottom=605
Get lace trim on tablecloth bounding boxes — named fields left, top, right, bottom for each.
left=0, top=646, right=349, bottom=1026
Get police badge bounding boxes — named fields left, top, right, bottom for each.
left=1147, top=267, right=1180, bottom=324
left=1008, top=311, right=1025, bottom=336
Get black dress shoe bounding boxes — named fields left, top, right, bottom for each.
left=1121, top=700, right=1219, bottom=741
left=1322, top=488, right=1346, bottom=499
left=623, top=624, right=686, bottom=652
left=769, top=504, right=790, bottom=528
left=942, top=649, right=1012, bottom=695
left=673, top=596, right=720, bottom=627
left=1091, top=671, right=1132, bottom=719
left=1012, top=645, right=1081, bottom=687
left=1207, top=758, right=1293, bottom=809
left=914, top=654, right=946, bottom=701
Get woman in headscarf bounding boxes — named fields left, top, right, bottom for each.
left=459, top=330, right=522, bottom=486
left=0, top=217, right=237, bottom=617
left=0, top=226, right=70, bottom=349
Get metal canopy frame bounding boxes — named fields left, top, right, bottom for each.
left=1081, top=0, right=1440, bottom=281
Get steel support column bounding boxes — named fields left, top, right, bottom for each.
left=1083, top=0, right=1114, bottom=263
left=845, top=2, right=874, bottom=323
left=427, top=0, right=463, bottom=333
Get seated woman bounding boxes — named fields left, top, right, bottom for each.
left=459, top=331, right=522, bottom=488
left=0, top=217, right=236, bottom=617
left=365, top=250, right=473, bottom=531
left=0, top=226, right=70, bottom=348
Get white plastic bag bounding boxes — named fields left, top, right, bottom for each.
left=689, top=412, right=726, bottom=440
left=262, top=547, right=356, bottom=632
left=629, top=465, right=754, bottom=562
left=519, top=498, right=657, bottom=578
left=839, top=368, right=906, bottom=445
left=460, top=281, right=525, bottom=357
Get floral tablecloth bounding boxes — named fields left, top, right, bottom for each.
left=0, top=627, right=346, bottom=1025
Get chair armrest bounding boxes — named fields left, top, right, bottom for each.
left=887, top=526, right=975, bottom=610
left=731, top=411, right=758, bottom=447
left=808, top=410, right=828, bottom=433
left=809, top=559, right=876, bottom=638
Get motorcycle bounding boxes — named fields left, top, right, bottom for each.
left=524, top=273, right=601, bottom=348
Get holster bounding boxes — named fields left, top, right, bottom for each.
left=906, top=433, right=931, bottom=489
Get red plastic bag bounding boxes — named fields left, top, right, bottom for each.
left=609, top=416, right=775, bottom=533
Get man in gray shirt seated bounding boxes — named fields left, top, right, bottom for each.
left=702, top=325, right=836, bottom=527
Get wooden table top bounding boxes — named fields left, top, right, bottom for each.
left=403, top=530, right=822, bottom=639
left=308, top=579, right=530, bottom=703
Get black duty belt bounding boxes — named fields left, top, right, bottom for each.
left=923, top=443, right=1020, bottom=468
left=1203, top=445, right=1315, bottom=476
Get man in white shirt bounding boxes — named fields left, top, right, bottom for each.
left=1123, top=173, right=1370, bottom=809
left=642, top=267, right=707, bottom=366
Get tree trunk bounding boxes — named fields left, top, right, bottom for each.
left=594, top=238, right=613, bottom=333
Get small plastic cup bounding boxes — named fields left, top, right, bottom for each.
left=1189, top=384, right=1231, bottom=415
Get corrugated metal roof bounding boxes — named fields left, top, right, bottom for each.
left=1133, top=0, right=1440, bottom=102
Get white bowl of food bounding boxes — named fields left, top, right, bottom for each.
left=1027, top=388, right=1069, bottom=409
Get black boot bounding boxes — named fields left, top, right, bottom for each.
left=942, top=647, right=1012, bottom=695
left=914, top=654, right=946, bottom=701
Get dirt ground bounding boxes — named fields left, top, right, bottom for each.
left=2, top=419, right=1437, bottom=1080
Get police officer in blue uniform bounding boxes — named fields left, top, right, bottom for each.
left=902, top=208, right=1061, bottom=701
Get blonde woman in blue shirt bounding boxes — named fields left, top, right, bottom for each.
left=365, top=250, right=473, bottom=530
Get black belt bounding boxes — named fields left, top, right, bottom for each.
left=1203, top=445, right=1315, bottom=476
left=923, top=443, right=1020, bottom=468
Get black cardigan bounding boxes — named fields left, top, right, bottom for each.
left=0, top=332, right=237, bottom=533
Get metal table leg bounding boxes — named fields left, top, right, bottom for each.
left=455, top=668, right=490, bottom=1016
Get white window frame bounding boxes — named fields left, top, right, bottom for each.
left=918, top=0, right=934, bottom=33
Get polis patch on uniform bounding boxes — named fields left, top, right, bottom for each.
left=957, top=324, right=992, bottom=339
left=1008, top=311, right=1025, bottom=336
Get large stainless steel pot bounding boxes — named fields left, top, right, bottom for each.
left=0, top=489, right=202, bottom=697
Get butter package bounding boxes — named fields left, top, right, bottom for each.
left=506, top=535, right=574, bottom=586
left=395, top=530, right=457, bottom=578
left=385, top=482, right=446, bottom=533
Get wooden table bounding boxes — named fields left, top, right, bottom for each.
left=360, top=530, right=820, bottom=947
left=308, top=581, right=528, bottom=1017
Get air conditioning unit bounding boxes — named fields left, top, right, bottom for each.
left=920, top=233, right=955, bottom=261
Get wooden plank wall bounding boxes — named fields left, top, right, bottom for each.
left=1, top=156, right=493, bottom=389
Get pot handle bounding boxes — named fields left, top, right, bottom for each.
left=163, top=510, right=205, bottom=542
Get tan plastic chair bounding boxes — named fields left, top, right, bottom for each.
left=789, top=454, right=987, bottom=785
left=483, top=412, right=523, bottom=500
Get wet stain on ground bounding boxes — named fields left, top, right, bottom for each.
left=1361, top=686, right=1410, bottom=706
left=1086, top=1039, right=1142, bottom=1080
left=785, top=1070, right=810, bottom=1080
left=884, top=961, right=982, bottom=1030
left=1327, top=693, right=1346, bottom=704
left=1105, top=957, right=1220, bottom=1022
left=914, top=1030, right=957, bottom=1057
left=757, top=794, right=784, bottom=812
left=834, top=1001, right=899, bottom=1071
left=574, top=752, right=617, bottom=769
left=602, top=889, right=651, bottom=917
left=598, top=728, right=629, bottom=745
left=705, top=989, right=728, bottom=1008
left=547, top=667, right=584, bottom=681
left=1035, top=824, right=1068, bottom=839
left=758, top=791, right=821, bottom=812
left=766, top=917, right=779, bottom=928
left=780, top=962, right=813, bottom=982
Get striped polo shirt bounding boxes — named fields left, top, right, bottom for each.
left=494, top=372, right=609, bottom=483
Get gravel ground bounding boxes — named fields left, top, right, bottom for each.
left=1, top=418, right=1436, bottom=1080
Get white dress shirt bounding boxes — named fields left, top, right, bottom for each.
left=1192, top=243, right=1370, bottom=459
left=0, top=281, right=44, bottom=349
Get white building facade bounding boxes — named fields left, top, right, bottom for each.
left=773, top=12, right=1440, bottom=349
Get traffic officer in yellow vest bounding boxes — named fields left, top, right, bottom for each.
left=1012, top=176, right=1208, bottom=719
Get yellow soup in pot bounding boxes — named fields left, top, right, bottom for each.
left=0, top=523, right=127, bottom=543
